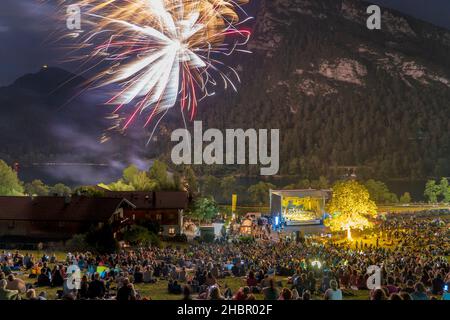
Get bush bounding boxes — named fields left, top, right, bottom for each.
left=149, top=231, right=162, bottom=247
left=123, top=225, right=161, bottom=247
left=73, top=186, right=105, bottom=197
left=85, top=224, right=119, bottom=253
left=201, top=233, right=216, bottom=243
left=138, top=220, right=160, bottom=235
left=238, top=236, right=254, bottom=244
left=172, top=234, right=188, bottom=243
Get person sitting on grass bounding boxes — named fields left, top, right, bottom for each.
left=209, top=286, right=225, bottom=300
left=279, top=288, right=293, bottom=300
left=371, top=288, right=388, bottom=300
left=294, top=273, right=309, bottom=296
left=116, top=278, right=136, bottom=301
left=431, top=272, right=445, bottom=295
left=1, top=262, right=12, bottom=276
left=399, top=292, right=412, bottom=300
left=23, top=254, right=33, bottom=270
left=25, top=289, right=39, bottom=300
left=411, top=282, right=429, bottom=300
left=143, top=266, right=155, bottom=284
left=168, top=280, right=182, bottom=294
left=37, top=269, right=51, bottom=287
left=223, top=283, right=233, bottom=300
left=324, top=280, right=343, bottom=300
left=291, top=288, right=300, bottom=300
left=306, top=271, right=317, bottom=293
left=0, top=279, right=19, bottom=300
left=389, top=293, right=403, bottom=300
left=233, top=286, right=251, bottom=300
left=78, top=275, right=89, bottom=300
left=51, top=265, right=65, bottom=287
left=246, top=270, right=258, bottom=288
left=6, top=274, right=26, bottom=294
left=384, top=276, right=399, bottom=295
left=182, top=285, right=192, bottom=300
left=262, top=278, right=279, bottom=300
left=205, top=272, right=217, bottom=287
left=400, top=279, right=415, bottom=294
left=301, top=290, right=311, bottom=300
left=88, top=272, right=106, bottom=299
left=133, top=266, right=143, bottom=284
left=179, top=267, right=187, bottom=283
left=38, top=291, right=48, bottom=300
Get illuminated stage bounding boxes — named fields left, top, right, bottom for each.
left=270, top=189, right=330, bottom=226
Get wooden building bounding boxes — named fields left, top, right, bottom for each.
left=105, top=191, right=188, bottom=237
left=0, top=191, right=189, bottom=243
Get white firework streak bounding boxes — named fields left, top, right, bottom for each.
left=73, top=0, right=251, bottom=137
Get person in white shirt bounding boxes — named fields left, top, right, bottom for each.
left=324, top=279, right=343, bottom=300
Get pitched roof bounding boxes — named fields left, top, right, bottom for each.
left=99, top=191, right=154, bottom=209
left=99, top=190, right=188, bottom=209
left=270, top=189, right=331, bottom=199
left=0, top=196, right=127, bottom=222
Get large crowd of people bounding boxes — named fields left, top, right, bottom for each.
left=0, top=213, right=449, bottom=301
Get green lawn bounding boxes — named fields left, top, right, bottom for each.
left=6, top=251, right=369, bottom=300
left=18, top=272, right=370, bottom=300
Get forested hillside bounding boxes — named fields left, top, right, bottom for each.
left=195, top=0, right=450, bottom=180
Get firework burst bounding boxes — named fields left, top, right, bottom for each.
left=59, top=0, right=252, bottom=142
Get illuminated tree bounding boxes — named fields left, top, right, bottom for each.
left=24, top=180, right=49, bottom=196
left=439, top=178, right=450, bottom=203
left=424, top=180, right=441, bottom=203
left=399, top=192, right=412, bottom=204
left=364, top=179, right=398, bottom=204
left=191, top=197, right=219, bottom=223
left=148, top=160, right=173, bottom=190
left=325, top=180, right=377, bottom=240
left=73, top=186, right=105, bottom=197
left=130, top=172, right=158, bottom=191
left=98, top=180, right=135, bottom=192
left=99, top=165, right=158, bottom=191
left=50, top=183, right=72, bottom=196
left=123, top=165, right=140, bottom=184
left=0, top=160, right=24, bottom=195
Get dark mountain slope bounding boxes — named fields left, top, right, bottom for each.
left=197, top=0, right=450, bottom=180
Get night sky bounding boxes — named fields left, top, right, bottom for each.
left=0, top=0, right=449, bottom=86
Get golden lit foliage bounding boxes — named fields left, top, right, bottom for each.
left=325, top=180, right=377, bottom=238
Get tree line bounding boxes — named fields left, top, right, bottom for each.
left=424, top=178, right=450, bottom=203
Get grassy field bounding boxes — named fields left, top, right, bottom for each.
left=5, top=248, right=448, bottom=300
left=4, top=249, right=370, bottom=300
left=18, top=270, right=370, bottom=300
